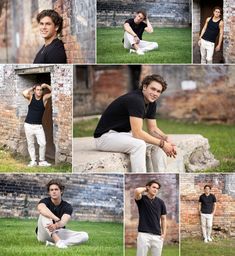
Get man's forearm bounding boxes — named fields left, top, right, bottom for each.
left=38, top=204, right=60, bottom=221
left=22, top=86, right=34, bottom=98
left=161, top=217, right=167, bottom=237
left=124, top=23, right=137, bottom=37
left=150, top=129, right=168, bottom=141
left=146, top=19, right=153, bottom=33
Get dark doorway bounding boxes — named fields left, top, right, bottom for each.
left=200, top=0, right=224, bottom=63
left=129, top=65, right=141, bottom=90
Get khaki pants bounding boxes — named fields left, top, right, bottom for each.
left=200, top=39, right=215, bottom=64
left=37, top=215, right=89, bottom=246
left=200, top=213, right=213, bottom=239
left=95, top=130, right=167, bottom=173
left=123, top=32, right=158, bottom=52
left=136, top=232, right=164, bottom=256
left=24, top=123, right=46, bottom=162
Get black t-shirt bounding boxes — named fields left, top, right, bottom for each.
left=94, top=89, right=157, bottom=138
left=135, top=195, right=167, bottom=235
left=33, top=38, right=67, bottom=64
left=202, top=17, right=222, bottom=43
left=25, top=94, right=45, bottom=124
left=124, top=18, right=147, bottom=40
left=199, top=193, right=216, bottom=214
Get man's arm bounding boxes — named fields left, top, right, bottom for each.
left=41, top=83, right=52, bottom=105
left=22, top=86, right=34, bottom=100
left=144, top=18, right=153, bottom=33
left=198, top=17, right=210, bottom=46
left=134, top=187, right=147, bottom=200
left=37, top=203, right=60, bottom=222
left=130, top=116, right=176, bottom=157
left=46, top=214, right=71, bottom=232
left=198, top=202, right=202, bottom=213
left=215, top=21, right=224, bottom=51
left=124, top=23, right=140, bottom=44
left=212, top=202, right=217, bottom=215
left=160, top=215, right=167, bottom=239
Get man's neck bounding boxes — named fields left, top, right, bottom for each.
left=205, top=193, right=210, bottom=196
left=44, top=35, right=57, bottom=46
left=34, top=94, right=42, bottom=100
left=147, top=193, right=156, bottom=200
left=212, top=16, right=220, bottom=22
left=51, top=197, right=62, bottom=205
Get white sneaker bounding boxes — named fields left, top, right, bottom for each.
left=46, top=240, right=55, bottom=247
left=129, top=49, right=136, bottom=54
left=204, top=238, right=208, bottom=243
left=38, top=161, right=51, bottom=167
left=207, top=237, right=212, bottom=242
left=136, top=49, right=144, bottom=55
left=27, top=161, right=37, bottom=167
left=56, top=240, right=68, bottom=249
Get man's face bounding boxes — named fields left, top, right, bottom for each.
left=213, top=9, right=221, bottom=18
left=134, top=13, right=145, bottom=24
left=147, top=183, right=160, bottom=197
left=39, top=16, right=57, bottom=40
left=142, top=81, right=163, bottom=103
left=48, top=184, right=62, bottom=200
left=34, top=86, right=43, bottom=97
left=204, top=186, right=211, bottom=194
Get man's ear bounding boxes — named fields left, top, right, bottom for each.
left=142, top=85, right=147, bottom=91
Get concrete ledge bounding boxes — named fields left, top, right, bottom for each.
left=73, top=135, right=219, bottom=173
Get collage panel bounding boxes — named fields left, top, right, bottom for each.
left=180, top=173, right=235, bottom=256
left=0, top=173, right=124, bottom=255
left=125, top=173, right=179, bottom=256
left=0, top=0, right=96, bottom=64
left=0, top=64, right=72, bottom=172
left=97, top=0, right=192, bottom=64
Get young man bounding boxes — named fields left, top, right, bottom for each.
left=33, top=9, right=67, bottom=63
left=135, top=180, right=167, bottom=256
left=36, top=179, right=89, bottom=249
left=198, top=6, right=224, bottom=64
left=199, top=185, right=217, bottom=243
left=123, top=10, right=158, bottom=55
left=94, top=74, right=177, bottom=173
left=23, top=83, right=52, bottom=167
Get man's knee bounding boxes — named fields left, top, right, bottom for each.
left=81, top=232, right=89, bottom=242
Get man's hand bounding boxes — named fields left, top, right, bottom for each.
left=134, top=35, right=140, bottom=44
left=166, top=137, right=177, bottom=155
left=46, top=223, right=59, bottom=232
left=215, top=45, right=221, bottom=52
left=162, top=141, right=176, bottom=158
left=161, top=233, right=166, bottom=240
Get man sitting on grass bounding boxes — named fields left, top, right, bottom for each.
left=123, top=10, right=158, bottom=55
left=36, top=179, right=89, bottom=249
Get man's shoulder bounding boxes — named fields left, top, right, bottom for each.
left=155, top=197, right=165, bottom=205
left=125, top=18, right=134, bottom=24
left=39, top=197, right=50, bottom=204
left=61, top=199, right=72, bottom=208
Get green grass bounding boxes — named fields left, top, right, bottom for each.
left=0, top=148, right=71, bottom=173
left=97, top=27, right=191, bottom=64
left=0, top=218, right=123, bottom=256
left=125, top=244, right=179, bottom=256
left=181, top=237, right=235, bottom=256
left=73, top=118, right=235, bottom=172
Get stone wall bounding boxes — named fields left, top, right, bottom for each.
left=0, top=0, right=95, bottom=63
left=97, top=0, right=190, bottom=28
left=125, top=174, right=179, bottom=246
left=0, top=64, right=72, bottom=164
left=181, top=174, right=235, bottom=238
left=0, top=173, right=123, bottom=222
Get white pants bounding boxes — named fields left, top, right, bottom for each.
left=200, top=38, right=215, bottom=64
left=95, top=130, right=167, bottom=172
left=37, top=215, right=89, bottom=246
left=24, top=123, right=46, bottom=162
left=124, top=32, right=158, bottom=52
left=201, top=213, right=213, bottom=239
left=136, top=232, right=163, bottom=256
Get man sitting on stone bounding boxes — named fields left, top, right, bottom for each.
left=36, top=179, right=89, bottom=249
left=123, top=10, right=158, bottom=55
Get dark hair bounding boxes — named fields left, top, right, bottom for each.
left=37, top=9, right=63, bottom=34
left=136, top=10, right=147, bottom=20
left=140, top=74, right=167, bottom=92
left=46, top=179, right=65, bottom=194
left=213, top=6, right=222, bottom=17
left=146, top=180, right=161, bottom=189
left=204, top=185, right=211, bottom=190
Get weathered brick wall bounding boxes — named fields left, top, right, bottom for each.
left=181, top=174, right=235, bottom=238
left=0, top=174, right=123, bottom=222
left=0, top=64, right=72, bottom=164
left=97, top=0, right=190, bottom=28
left=0, top=0, right=95, bottom=63
left=125, top=174, right=179, bottom=247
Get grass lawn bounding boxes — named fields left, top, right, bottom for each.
left=0, top=148, right=71, bottom=173
left=181, top=238, right=235, bottom=256
left=125, top=244, right=179, bottom=256
left=73, top=118, right=235, bottom=172
left=0, top=218, right=123, bottom=256
left=97, top=27, right=191, bottom=64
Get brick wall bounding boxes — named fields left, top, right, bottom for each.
left=97, top=0, right=190, bottom=28
left=125, top=174, right=179, bottom=247
left=0, top=173, right=123, bottom=222
left=0, top=0, right=95, bottom=63
left=181, top=174, right=235, bottom=238
left=0, top=64, right=72, bottom=164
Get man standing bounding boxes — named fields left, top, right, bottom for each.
left=94, top=74, right=177, bottom=172
left=199, top=185, right=217, bottom=243
left=36, top=179, right=89, bottom=249
left=23, top=83, right=51, bottom=167
left=198, top=6, right=224, bottom=64
left=123, top=10, right=158, bottom=55
left=33, top=9, right=67, bottom=63
left=134, top=180, right=167, bottom=256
